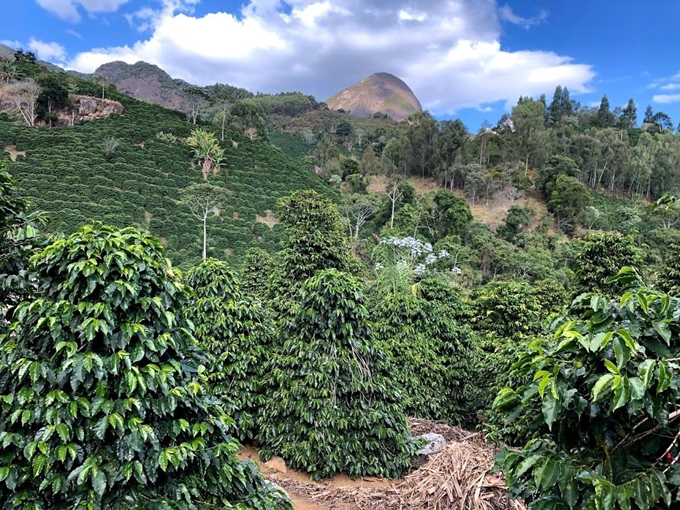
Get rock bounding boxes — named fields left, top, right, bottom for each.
left=264, top=456, right=288, bottom=474
left=77, top=96, right=98, bottom=116
left=73, top=95, right=125, bottom=122
left=416, top=433, right=447, bottom=456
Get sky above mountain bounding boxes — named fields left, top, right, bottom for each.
left=3, top=0, right=680, bottom=129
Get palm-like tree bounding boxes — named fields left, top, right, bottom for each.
left=186, top=128, right=225, bottom=180
left=0, top=60, right=18, bottom=84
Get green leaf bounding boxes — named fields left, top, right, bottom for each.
left=612, top=337, right=630, bottom=369
left=613, top=377, right=631, bottom=411
left=56, top=424, right=69, bottom=442
left=657, top=361, right=672, bottom=393
left=604, top=359, right=620, bottom=375
left=639, top=359, right=655, bottom=390
left=514, top=455, right=541, bottom=478
left=592, top=374, right=615, bottom=402
left=653, top=321, right=672, bottom=344
left=616, top=329, right=638, bottom=354
left=93, top=470, right=106, bottom=497
left=158, top=451, right=168, bottom=472
left=542, top=392, right=561, bottom=430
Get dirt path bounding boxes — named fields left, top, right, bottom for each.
left=238, top=446, right=390, bottom=509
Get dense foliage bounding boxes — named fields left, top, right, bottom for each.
left=185, top=258, right=273, bottom=440
left=373, top=292, right=478, bottom=424
left=0, top=163, right=42, bottom=331
left=0, top=224, right=290, bottom=508
left=259, top=269, right=418, bottom=480
left=495, top=275, right=680, bottom=509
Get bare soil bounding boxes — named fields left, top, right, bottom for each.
left=239, top=419, right=525, bottom=510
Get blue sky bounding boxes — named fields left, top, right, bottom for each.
left=3, top=0, right=680, bottom=130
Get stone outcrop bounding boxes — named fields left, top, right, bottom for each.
left=71, top=95, right=125, bottom=121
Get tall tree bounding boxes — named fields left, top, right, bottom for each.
left=4, top=78, right=41, bottom=126
left=405, top=111, right=438, bottom=179
left=437, top=119, right=468, bottom=188
left=595, top=94, right=616, bottom=128
left=511, top=98, right=547, bottom=173
left=547, top=174, right=592, bottom=233
left=180, top=183, right=228, bottom=260
left=91, top=74, right=110, bottom=101
left=620, top=98, right=637, bottom=129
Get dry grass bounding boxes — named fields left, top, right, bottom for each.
left=256, top=210, right=280, bottom=228
left=4, top=145, right=26, bottom=162
left=239, top=418, right=525, bottom=510
left=407, top=177, right=440, bottom=194
left=367, top=175, right=389, bottom=194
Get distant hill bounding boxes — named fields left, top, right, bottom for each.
left=93, top=61, right=193, bottom=111
left=0, top=43, right=64, bottom=72
left=325, top=73, right=422, bottom=121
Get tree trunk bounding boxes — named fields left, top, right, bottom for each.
left=202, top=214, right=207, bottom=260
left=221, top=103, right=227, bottom=142
left=390, top=193, right=396, bottom=229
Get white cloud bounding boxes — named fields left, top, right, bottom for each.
left=35, top=0, right=130, bottom=22
left=66, top=0, right=594, bottom=114
left=654, top=94, right=680, bottom=105
left=398, top=10, right=427, bottom=22
left=0, top=40, right=21, bottom=50
left=28, top=38, right=67, bottom=62
left=498, top=5, right=548, bottom=29
left=650, top=72, right=680, bottom=103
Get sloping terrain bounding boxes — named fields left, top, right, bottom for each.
left=0, top=87, right=334, bottom=268
left=326, top=73, right=422, bottom=121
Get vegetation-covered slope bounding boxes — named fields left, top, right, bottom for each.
left=0, top=68, right=334, bottom=268
left=326, top=72, right=422, bottom=121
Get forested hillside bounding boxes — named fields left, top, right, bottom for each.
left=0, top=54, right=334, bottom=267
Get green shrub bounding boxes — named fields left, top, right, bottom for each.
left=373, top=292, right=477, bottom=424
left=185, top=259, right=273, bottom=440
left=495, top=280, right=680, bottom=509
left=259, top=269, right=418, bottom=480
left=0, top=224, right=290, bottom=509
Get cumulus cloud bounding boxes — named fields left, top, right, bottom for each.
left=498, top=5, right=548, bottom=29
left=28, top=38, right=67, bottom=62
left=35, top=0, right=130, bottom=22
left=654, top=94, right=680, bottom=105
left=66, top=0, right=594, bottom=114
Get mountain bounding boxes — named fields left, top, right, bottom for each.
left=325, top=72, right=422, bottom=121
left=93, top=61, right=194, bottom=111
left=0, top=44, right=14, bottom=60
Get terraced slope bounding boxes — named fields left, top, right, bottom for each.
left=1, top=94, right=335, bottom=268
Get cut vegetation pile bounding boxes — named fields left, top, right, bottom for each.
left=246, top=419, right=526, bottom=510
